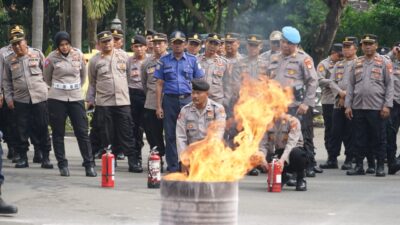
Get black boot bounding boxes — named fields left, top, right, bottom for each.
left=59, top=167, right=70, bottom=177
left=346, top=161, right=365, bottom=175
left=341, top=156, right=353, bottom=170
left=6, top=145, right=14, bottom=160
left=0, top=185, right=18, bottom=214
left=295, top=173, right=307, bottom=191
left=117, top=152, right=125, bottom=160
left=305, top=167, right=316, bottom=177
left=128, top=156, right=143, bottom=173
left=33, top=149, right=43, bottom=163
left=85, top=166, right=97, bottom=177
left=15, top=152, right=28, bottom=168
left=388, top=158, right=400, bottom=175
left=41, top=152, right=54, bottom=169
left=286, top=172, right=297, bottom=187
left=375, top=160, right=386, bottom=177
left=319, top=157, right=338, bottom=169
left=366, top=158, right=376, bottom=174
left=11, top=152, right=20, bottom=163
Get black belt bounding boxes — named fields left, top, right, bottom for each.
left=165, top=93, right=191, bottom=99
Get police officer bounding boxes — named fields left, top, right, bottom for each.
left=217, top=36, right=226, bottom=57
left=386, top=41, right=400, bottom=175
left=260, top=30, right=282, bottom=62
left=154, top=31, right=204, bottom=172
left=229, top=34, right=268, bottom=175
left=141, top=33, right=168, bottom=169
left=259, top=114, right=308, bottom=191
left=43, top=31, right=96, bottom=177
left=186, top=33, right=202, bottom=56
left=111, top=28, right=124, bottom=49
left=86, top=31, right=139, bottom=172
left=328, top=37, right=358, bottom=171
left=0, top=131, right=17, bottom=214
left=0, top=25, right=20, bottom=162
left=176, top=80, right=226, bottom=164
left=318, top=43, right=343, bottom=169
left=2, top=28, right=53, bottom=169
left=266, top=26, right=320, bottom=177
left=145, top=29, right=157, bottom=55
left=126, top=35, right=148, bottom=172
left=345, top=34, right=393, bottom=177
left=198, top=33, right=229, bottom=105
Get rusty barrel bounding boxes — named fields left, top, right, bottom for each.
left=160, top=179, right=238, bottom=225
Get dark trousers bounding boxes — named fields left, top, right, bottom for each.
left=143, top=108, right=165, bottom=156
left=288, top=106, right=316, bottom=167
left=14, top=101, right=51, bottom=157
left=0, top=103, right=18, bottom=150
left=48, top=99, right=93, bottom=168
left=129, top=88, right=146, bottom=161
left=0, top=132, right=4, bottom=184
left=386, top=102, right=400, bottom=164
left=331, top=108, right=354, bottom=159
left=270, top=147, right=308, bottom=179
left=322, top=104, right=334, bottom=155
left=163, top=95, right=191, bottom=172
left=353, top=110, right=387, bottom=162
left=95, top=105, right=136, bottom=157
left=89, top=110, right=101, bottom=155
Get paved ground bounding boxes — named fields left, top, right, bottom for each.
left=0, top=128, right=399, bottom=225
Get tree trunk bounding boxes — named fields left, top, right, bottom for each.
left=43, top=0, right=49, bottom=52
left=60, top=0, right=70, bottom=31
left=145, top=0, right=154, bottom=29
left=311, top=0, right=348, bottom=63
left=71, top=0, right=82, bottom=49
left=32, top=0, right=44, bottom=50
left=117, top=0, right=126, bottom=48
left=87, top=18, right=97, bottom=52
left=226, top=0, right=235, bottom=32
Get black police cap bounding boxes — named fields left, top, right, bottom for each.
left=361, top=34, right=378, bottom=43
left=343, top=36, right=358, bottom=46
left=131, top=35, right=147, bottom=45
left=192, top=80, right=210, bottom=92
left=331, top=43, right=343, bottom=53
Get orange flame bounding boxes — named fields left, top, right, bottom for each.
left=164, top=75, right=292, bottom=182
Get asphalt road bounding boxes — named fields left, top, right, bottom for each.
left=0, top=128, right=399, bottom=225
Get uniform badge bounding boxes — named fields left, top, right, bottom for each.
left=288, top=69, right=296, bottom=75
left=304, top=58, right=313, bottom=70
left=147, top=66, right=155, bottom=74
left=207, top=110, right=214, bottom=119
left=387, top=63, right=393, bottom=74
left=44, top=58, right=50, bottom=68
left=187, top=123, right=194, bottom=129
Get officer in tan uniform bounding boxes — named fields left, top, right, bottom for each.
left=86, top=31, right=139, bottom=172
left=145, top=29, right=156, bottom=56
left=317, top=43, right=343, bottom=169
left=198, top=33, right=229, bottom=105
left=43, top=31, right=96, bottom=177
left=141, top=33, right=168, bottom=165
left=259, top=114, right=308, bottom=191
left=260, top=30, right=282, bottom=62
left=328, top=37, right=358, bottom=171
left=186, top=33, right=202, bottom=56
left=266, top=26, right=320, bottom=177
left=176, top=80, right=226, bottom=160
left=111, top=28, right=124, bottom=50
left=2, top=29, right=53, bottom=169
left=345, top=34, right=393, bottom=177
left=126, top=35, right=148, bottom=172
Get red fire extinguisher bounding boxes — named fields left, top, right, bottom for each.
left=102, top=145, right=115, bottom=188
left=267, top=158, right=282, bottom=192
left=148, top=147, right=161, bottom=189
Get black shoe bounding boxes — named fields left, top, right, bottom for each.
left=247, top=168, right=259, bottom=176
left=33, top=151, right=43, bottom=163
left=128, top=156, right=143, bottom=173
left=85, top=166, right=97, bottom=177
left=375, top=162, right=385, bottom=177
left=296, top=179, right=307, bottom=191
left=11, top=153, right=21, bottom=163
left=281, top=173, right=290, bottom=187
left=59, top=167, right=70, bottom=177
left=346, top=166, right=365, bottom=175
left=366, top=167, right=375, bottom=174
left=313, top=166, right=323, bottom=173
left=0, top=197, right=18, bottom=214
left=117, top=153, right=125, bottom=160
left=341, top=161, right=353, bottom=170
left=41, top=158, right=54, bottom=169
left=15, top=158, right=29, bottom=168
left=286, top=177, right=297, bottom=187
left=305, top=168, right=316, bottom=177
left=319, top=159, right=338, bottom=169
left=388, top=159, right=400, bottom=175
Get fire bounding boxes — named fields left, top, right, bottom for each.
left=164, top=75, right=292, bottom=182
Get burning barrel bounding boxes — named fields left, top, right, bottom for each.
left=160, top=179, right=238, bottom=225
